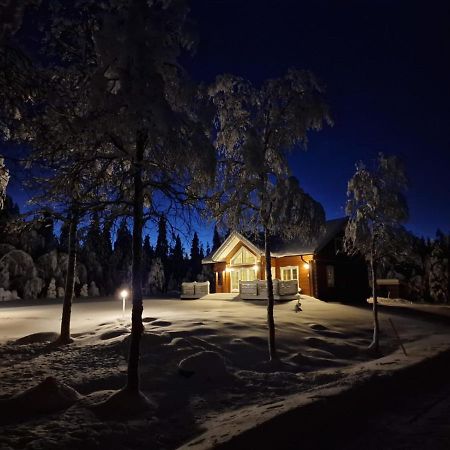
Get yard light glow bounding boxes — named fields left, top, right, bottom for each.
left=120, top=289, right=128, bottom=318
left=253, top=265, right=259, bottom=272
left=303, top=262, right=310, bottom=270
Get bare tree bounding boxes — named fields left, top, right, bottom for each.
left=344, top=153, right=408, bottom=354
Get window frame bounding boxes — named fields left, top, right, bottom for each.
left=230, top=246, right=256, bottom=266
left=280, top=265, right=299, bottom=282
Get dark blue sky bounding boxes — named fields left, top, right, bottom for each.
left=4, top=0, right=450, bottom=248
left=188, top=0, right=450, bottom=239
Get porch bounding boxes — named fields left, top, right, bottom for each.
left=181, top=280, right=299, bottom=301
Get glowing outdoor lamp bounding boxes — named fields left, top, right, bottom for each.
left=120, top=289, right=129, bottom=317
left=303, top=262, right=310, bottom=270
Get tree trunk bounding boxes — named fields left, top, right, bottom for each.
left=127, top=133, right=145, bottom=392
left=264, top=227, right=277, bottom=361
left=59, top=206, right=78, bottom=344
left=369, top=251, right=380, bottom=353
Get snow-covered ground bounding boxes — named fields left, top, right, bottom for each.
left=1, top=296, right=449, bottom=450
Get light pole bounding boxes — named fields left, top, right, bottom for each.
left=120, top=289, right=128, bottom=318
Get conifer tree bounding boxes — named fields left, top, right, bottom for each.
left=190, top=232, right=202, bottom=279
left=142, top=235, right=153, bottom=274
left=212, top=225, right=222, bottom=252
left=155, top=217, right=169, bottom=264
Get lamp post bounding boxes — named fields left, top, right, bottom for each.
left=120, top=289, right=128, bottom=318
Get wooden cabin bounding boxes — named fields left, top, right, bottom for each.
left=202, top=218, right=369, bottom=302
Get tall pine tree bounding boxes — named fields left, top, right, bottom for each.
left=212, top=225, right=222, bottom=252
left=190, top=232, right=202, bottom=280
left=155, top=217, right=168, bottom=264
left=142, top=235, right=153, bottom=274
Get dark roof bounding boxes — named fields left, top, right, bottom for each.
left=270, top=217, right=347, bottom=257
left=202, top=218, right=347, bottom=263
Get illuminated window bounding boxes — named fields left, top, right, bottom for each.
left=326, top=265, right=335, bottom=287
left=281, top=266, right=298, bottom=281
left=230, top=247, right=256, bottom=266
left=230, top=268, right=257, bottom=292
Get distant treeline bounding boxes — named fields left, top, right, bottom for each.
left=0, top=195, right=223, bottom=299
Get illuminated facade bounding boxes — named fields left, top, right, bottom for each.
left=202, top=218, right=369, bottom=302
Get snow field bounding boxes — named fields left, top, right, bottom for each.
left=1, top=296, right=449, bottom=450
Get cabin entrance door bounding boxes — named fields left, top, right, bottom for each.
left=229, top=267, right=257, bottom=292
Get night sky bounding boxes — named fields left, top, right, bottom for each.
left=187, top=0, right=450, bottom=240
left=4, top=0, right=450, bottom=246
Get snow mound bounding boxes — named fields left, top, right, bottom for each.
left=169, top=337, right=193, bottom=348
left=14, top=332, right=59, bottom=345
left=178, top=351, right=230, bottom=381
left=100, top=328, right=129, bottom=340
left=0, top=377, right=82, bottom=421
left=89, top=388, right=155, bottom=418
left=119, top=332, right=171, bottom=357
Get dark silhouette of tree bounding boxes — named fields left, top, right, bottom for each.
left=59, top=220, right=70, bottom=253
left=190, top=232, right=202, bottom=280
left=155, top=217, right=169, bottom=264
left=168, top=234, right=185, bottom=289
left=142, top=235, right=153, bottom=275
left=111, top=220, right=133, bottom=288
left=212, top=225, right=222, bottom=252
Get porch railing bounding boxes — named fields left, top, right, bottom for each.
left=239, top=279, right=299, bottom=300
left=180, top=281, right=210, bottom=299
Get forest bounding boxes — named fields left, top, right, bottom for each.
left=0, top=194, right=222, bottom=300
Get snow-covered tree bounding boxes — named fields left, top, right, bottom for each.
left=344, top=153, right=409, bottom=353
left=429, top=232, right=449, bottom=303
left=67, top=0, right=216, bottom=403
left=147, top=258, right=165, bottom=294
left=88, top=281, right=100, bottom=297
left=0, top=157, right=9, bottom=210
left=79, top=283, right=88, bottom=297
left=208, top=71, right=329, bottom=361
left=46, top=278, right=57, bottom=299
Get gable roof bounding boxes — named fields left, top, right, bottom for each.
left=202, top=231, right=264, bottom=264
left=202, top=218, right=348, bottom=264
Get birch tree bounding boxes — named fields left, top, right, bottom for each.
left=208, top=71, right=330, bottom=361
left=344, top=153, right=408, bottom=353
left=83, top=1, right=214, bottom=407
